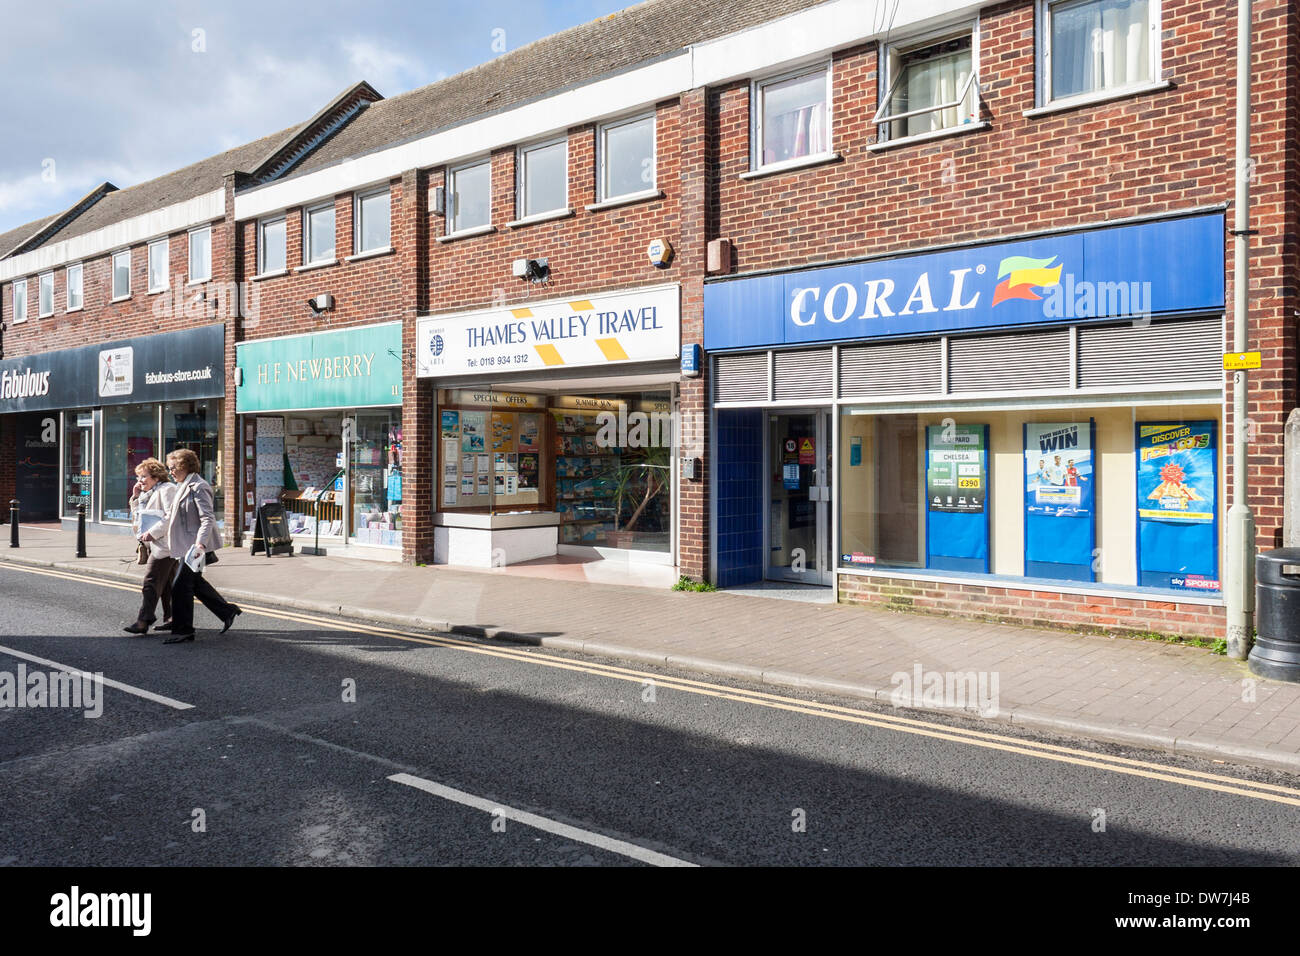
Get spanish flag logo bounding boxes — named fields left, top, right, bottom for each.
left=992, top=255, right=1063, bottom=306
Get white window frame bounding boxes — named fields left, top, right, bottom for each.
left=447, top=158, right=493, bottom=236
left=1037, top=0, right=1162, bottom=107
left=147, top=238, right=170, bottom=293
left=750, top=59, right=834, bottom=173
left=257, top=215, right=287, bottom=276
left=516, top=136, right=569, bottom=220
left=12, top=278, right=27, bottom=323
left=66, top=262, right=83, bottom=312
left=38, top=271, right=54, bottom=317
left=302, top=201, right=337, bottom=265
left=873, top=22, right=980, bottom=143
left=188, top=225, right=212, bottom=284
left=596, top=111, right=657, bottom=203
left=353, top=186, right=391, bottom=255
left=111, top=250, right=131, bottom=300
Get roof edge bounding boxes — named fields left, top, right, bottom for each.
left=1, top=181, right=119, bottom=260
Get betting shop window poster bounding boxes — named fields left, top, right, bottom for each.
left=925, top=424, right=986, bottom=513
left=1135, top=421, right=1219, bottom=591
left=1025, top=423, right=1094, bottom=518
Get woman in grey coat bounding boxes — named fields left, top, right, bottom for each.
left=124, top=458, right=179, bottom=635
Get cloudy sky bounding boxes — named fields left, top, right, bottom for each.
left=0, top=0, right=625, bottom=235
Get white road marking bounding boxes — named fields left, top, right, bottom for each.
left=0, top=644, right=195, bottom=710
left=388, top=772, right=697, bottom=867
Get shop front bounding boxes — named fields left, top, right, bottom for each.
left=0, top=324, right=226, bottom=534
left=416, top=284, right=681, bottom=568
left=234, top=322, right=404, bottom=560
left=706, top=212, right=1230, bottom=637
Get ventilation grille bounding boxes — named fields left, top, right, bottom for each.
left=714, top=353, right=769, bottom=403
left=1078, top=317, right=1222, bottom=387
left=948, top=329, right=1070, bottom=393
left=773, top=349, right=832, bottom=400
left=839, top=340, right=941, bottom=396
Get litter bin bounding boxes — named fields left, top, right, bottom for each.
left=1248, top=548, right=1300, bottom=682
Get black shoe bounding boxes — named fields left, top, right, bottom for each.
left=219, top=607, right=242, bottom=634
left=162, top=631, right=196, bottom=644
left=155, top=620, right=173, bottom=632
left=123, top=622, right=150, bottom=635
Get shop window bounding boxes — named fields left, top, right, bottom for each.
left=1042, top=0, right=1157, bottom=104
left=436, top=390, right=674, bottom=554
left=258, top=216, right=286, bottom=275
left=875, top=29, right=977, bottom=142
left=350, top=410, right=403, bottom=547
left=38, top=272, right=54, bottom=316
left=164, top=400, right=223, bottom=526
left=148, top=238, right=169, bottom=293
left=102, top=403, right=159, bottom=522
left=598, top=113, right=655, bottom=201
left=189, top=226, right=212, bottom=283
left=12, top=278, right=27, bottom=322
left=448, top=160, right=491, bottom=234
left=112, top=250, right=131, bottom=299
left=354, top=187, right=390, bottom=254
left=66, top=263, right=83, bottom=311
left=838, top=403, right=1221, bottom=594
left=752, top=63, right=831, bottom=169
left=304, top=202, right=336, bottom=264
left=517, top=138, right=567, bottom=219
left=63, top=412, right=94, bottom=518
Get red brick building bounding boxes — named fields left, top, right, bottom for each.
left=3, top=0, right=1296, bottom=641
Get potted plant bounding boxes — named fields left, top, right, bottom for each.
left=602, top=443, right=671, bottom=550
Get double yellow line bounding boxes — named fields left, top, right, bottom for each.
left=5, top=561, right=1300, bottom=808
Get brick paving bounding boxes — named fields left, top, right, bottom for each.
left=3, top=523, right=1299, bottom=773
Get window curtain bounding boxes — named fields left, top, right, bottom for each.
left=1052, top=0, right=1149, bottom=99
left=890, top=48, right=971, bottom=138
left=763, top=73, right=827, bottom=164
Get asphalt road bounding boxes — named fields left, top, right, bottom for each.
left=2, top=562, right=1299, bottom=867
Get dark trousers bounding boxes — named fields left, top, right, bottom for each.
left=170, top=561, right=236, bottom=634
left=136, top=556, right=177, bottom=624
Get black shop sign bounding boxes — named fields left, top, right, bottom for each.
left=0, top=324, right=225, bottom=414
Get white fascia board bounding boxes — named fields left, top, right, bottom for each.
left=692, top=0, right=985, bottom=87
left=233, top=0, right=985, bottom=223
left=0, top=189, right=225, bottom=283
left=234, top=54, right=694, bottom=222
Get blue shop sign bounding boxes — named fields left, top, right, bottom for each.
left=704, top=214, right=1225, bottom=350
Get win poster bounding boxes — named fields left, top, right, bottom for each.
left=1025, top=423, right=1093, bottom=517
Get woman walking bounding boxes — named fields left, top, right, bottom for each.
left=124, top=458, right=178, bottom=635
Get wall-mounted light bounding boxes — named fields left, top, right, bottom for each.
left=308, top=293, right=335, bottom=316
left=234, top=367, right=244, bottom=387
left=511, top=257, right=550, bottom=284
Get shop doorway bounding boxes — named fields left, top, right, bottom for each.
left=766, top=410, right=832, bottom=586
left=15, top=413, right=59, bottom=521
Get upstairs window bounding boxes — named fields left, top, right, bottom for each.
left=355, top=187, right=390, bottom=254
left=258, top=216, right=286, bottom=275
left=875, top=29, right=978, bottom=141
left=12, top=279, right=27, bottom=322
left=38, top=272, right=54, bottom=316
left=148, top=238, right=169, bottom=293
left=112, top=250, right=131, bottom=299
left=598, top=113, right=656, bottom=201
left=448, top=160, right=491, bottom=234
left=517, top=138, right=567, bottom=219
left=189, top=226, right=212, bottom=283
left=1043, top=0, right=1157, bottom=103
left=753, top=63, right=831, bottom=169
left=304, top=202, right=336, bottom=264
left=66, top=263, right=83, bottom=311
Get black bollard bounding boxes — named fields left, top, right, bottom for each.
left=8, top=499, right=17, bottom=549
left=76, top=501, right=87, bottom=558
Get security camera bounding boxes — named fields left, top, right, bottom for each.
left=511, top=258, right=550, bottom=283
left=308, top=293, right=334, bottom=314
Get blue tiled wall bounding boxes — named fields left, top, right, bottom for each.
left=715, top=409, right=764, bottom=587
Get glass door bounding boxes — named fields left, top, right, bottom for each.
left=62, top=412, right=94, bottom=518
left=767, top=410, right=832, bottom=585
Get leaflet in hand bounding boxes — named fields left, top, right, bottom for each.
left=183, top=545, right=205, bottom=574
left=137, top=509, right=166, bottom=540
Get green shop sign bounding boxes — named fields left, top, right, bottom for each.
left=236, top=322, right=402, bottom=412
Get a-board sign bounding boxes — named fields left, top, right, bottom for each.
left=251, top=502, right=294, bottom=557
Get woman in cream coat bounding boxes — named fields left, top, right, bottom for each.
left=124, top=458, right=179, bottom=634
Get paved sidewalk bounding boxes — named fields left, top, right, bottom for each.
left=4, top=523, right=1300, bottom=774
